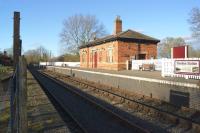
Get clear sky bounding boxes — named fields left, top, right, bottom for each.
left=0, top=0, right=199, bottom=56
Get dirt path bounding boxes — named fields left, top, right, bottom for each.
left=27, top=71, right=70, bottom=133
left=0, top=77, right=10, bottom=133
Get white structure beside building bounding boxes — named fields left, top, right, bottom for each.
left=39, top=62, right=80, bottom=67
left=132, top=58, right=200, bottom=79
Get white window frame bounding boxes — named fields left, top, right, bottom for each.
left=108, top=48, right=113, bottom=63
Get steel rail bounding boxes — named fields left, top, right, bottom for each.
left=46, top=71, right=200, bottom=125
left=30, top=68, right=150, bottom=133
left=41, top=71, right=150, bottom=133
left=30, top=69, right=87, bottom=133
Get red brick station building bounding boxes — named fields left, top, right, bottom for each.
left=79, top=16, right=160, bottom=70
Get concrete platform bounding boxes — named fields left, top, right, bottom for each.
left=77, top=67, right=199, bottom=84
left=46, top=66, right=200, bottom=111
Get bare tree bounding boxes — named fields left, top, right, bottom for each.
left=158, top=37, right=186, bottom=58
left=24, top=49, right=40, bottom=64
left=24, top=46, right=51, bottom=64
left=188, top=45, right=200, bottom=57
left=37, top=46, right=50, bottom=62
left=188, top=7, right=200, bottom=40
left=60, top=14, right=106, bottom=54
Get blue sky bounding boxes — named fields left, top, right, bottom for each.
left=0, top=0, right=199, bottom=56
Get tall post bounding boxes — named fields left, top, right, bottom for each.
left=18, top=56, right=27, bottom=133
left=10, top=73, right=16, bottom=133
left=13, top=11, right=21, bottom=69
left=19, top=39, right=22, bottom=56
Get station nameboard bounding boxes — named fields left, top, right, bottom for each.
left=175, top=60, right=200, bottom=74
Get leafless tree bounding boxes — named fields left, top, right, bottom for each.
left=158, top=37, right=186, bottom=58
left=60, top=14, right=106, bottom=54
left=188, top=46, right=200, bottom=57
left=188, top=7, right=200, bottom=40
left=24, top=46, right=51, bottom=64
left=24, top=49, right=39, bottom=64
left=55, top=53, right=80, bottom=62
left=37, top=46, right=50, bottom=62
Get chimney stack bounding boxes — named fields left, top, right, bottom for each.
left=114, top=16, right=122, bottom=35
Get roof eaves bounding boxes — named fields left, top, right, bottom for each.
left=79, top=37, right=118, bottom=49
left=118, top=37, right=160, bottom=44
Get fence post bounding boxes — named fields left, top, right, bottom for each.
left=10, top=74, right=16, bottom=133
left=18, top=56, right=27, bottom=133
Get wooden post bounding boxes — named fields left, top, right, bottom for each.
left=10, top=74, right=16, bottom=133
left=18, top=56, right=27, bottom=133
left=13, top=12, right=21, bottom=69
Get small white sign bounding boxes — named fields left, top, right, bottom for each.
left=175, top=60, right=199, bottom=74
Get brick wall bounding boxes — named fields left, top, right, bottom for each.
left=117, top=41, right=157, bottom=70
left=80, top=41, right=119, bottom=70
left=80, top=47, right=89, bottom=68
left=80, top=41, right=157, bottom=70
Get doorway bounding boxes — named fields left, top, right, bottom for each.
left=93, top=51, right=97, bottom=68
left=138, top=54, right=146, bottom=60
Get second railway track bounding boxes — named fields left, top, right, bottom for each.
left=40, top=68, right=200, bottom=133
left=29, top=67, right=157, bottom=133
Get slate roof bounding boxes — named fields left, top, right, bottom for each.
left=79, top=29, right=160, bottom=49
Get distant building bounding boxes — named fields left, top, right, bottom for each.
left=0, top=51, right=12, bottom=66
left=79, top=16, right=160, bottom=70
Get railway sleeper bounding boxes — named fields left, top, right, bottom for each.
left=146, top=108, right=157, bottom=117
left=44, top=71, right=200, bottom=132
left=124, top=99, right=130, bottom=104
left=128, top=102, right=139, bottom=109
left=107, top=95, right=115, bottom=101
left=161, top=113, right=179, bottom=125
left=157, top=112, right=180, bottom=127
left=142, top=106, right=151, bottom=114
left=192, top=123, right=200, bottom=132
left=177, top=118, right=192, bottom=129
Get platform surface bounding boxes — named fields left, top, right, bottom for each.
left=64, top=67, right=199, bottom=84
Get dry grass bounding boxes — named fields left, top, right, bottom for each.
left=0, top=106, right=10, bottom=133
left=27, top=71, right=68, bottom=133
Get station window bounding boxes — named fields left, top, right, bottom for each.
left=107, top=48, right=113, bottom=63
left=99, top=51, right=102, bottom=62
left=82, top=53, right=86, bottom=62
left=90, top=53, right=92, bottom=62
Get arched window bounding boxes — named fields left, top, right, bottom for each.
left=82, top=53, right=86, bottom=62
left=99, top=51, right=102, bottom=62
left=107, top=48, right=113, bottom=63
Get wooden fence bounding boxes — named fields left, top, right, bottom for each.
left=10, top=56, right=27, bottom=133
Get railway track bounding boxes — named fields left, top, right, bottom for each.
left=42, top=69, right=200, bottom=133
left=29, top=67, right=152, bottom=133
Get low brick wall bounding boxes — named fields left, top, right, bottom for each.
left=47, top=66, right=200, bottom=110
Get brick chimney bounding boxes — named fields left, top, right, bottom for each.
left=114, top=16, right=122, bottom=35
